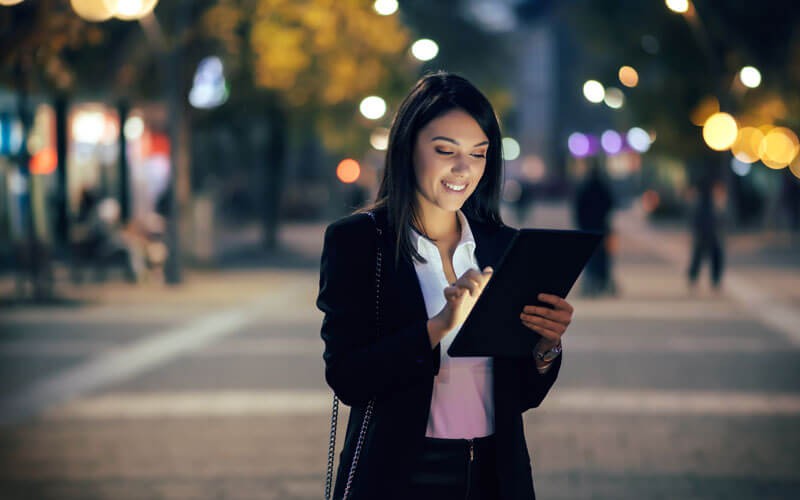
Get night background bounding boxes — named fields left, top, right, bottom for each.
left=0, top=1, right=799, bottom=499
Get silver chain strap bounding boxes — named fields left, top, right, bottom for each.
left=325, top=213, right=383, bottom=500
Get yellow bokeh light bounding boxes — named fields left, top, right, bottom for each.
left=790, top=157, right=800, bottom=180
left=618, top=66, right=639, bottom=88
left=759, top=127, right=799, bottom=170
left=690, top=96, right=720, bottom=126
left=337, top=158, right=361, bottom=183
left=70, top=0, right=115, bottom=22
left=731, top=127, right=764, bottom=164
left=702, top=113, right=738, bottom=151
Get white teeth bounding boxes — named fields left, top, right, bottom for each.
left=443, top=181, right=467, bottom=191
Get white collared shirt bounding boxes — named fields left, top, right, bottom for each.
left=410, top=210, right=494, bottom=439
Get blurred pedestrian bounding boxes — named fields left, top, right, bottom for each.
left=687, top=178, right=726, bottom=291
left=573, top=157, right=616, bottom=296
left=319, top=72, right=569, bottom=499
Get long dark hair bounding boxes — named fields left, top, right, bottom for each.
left=360, top=71, right=505, bottom=266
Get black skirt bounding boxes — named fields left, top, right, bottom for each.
left=407, top=434, right=499, bottom=499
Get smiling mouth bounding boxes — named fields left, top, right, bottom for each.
left=442, top=180, right=468, bottom=192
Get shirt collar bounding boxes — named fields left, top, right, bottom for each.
left=409, top=210, right=476, bottom=260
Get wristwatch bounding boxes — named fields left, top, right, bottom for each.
left=535, top=342, right=562, bottom=363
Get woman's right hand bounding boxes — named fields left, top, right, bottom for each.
left=427, top=267, right=493, bottom=347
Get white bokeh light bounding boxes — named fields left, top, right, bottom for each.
left=583, top=80, right=605, bottom=104
left=739, top=66, right=762, bottom=89
left=359, top=96, right=387, bottom=120
left=626, top=127, right=652, bottom=153
left=604, top=87, right=625, bottom=109
left=411, top=39, right=439, bottom=62
left=370, top=128, right=390, bottom=151
left=124, top=116, right=144, bottom=140
left=373, top=0, right=398, bottom=16
left=502, top=137, right=521, bottom=161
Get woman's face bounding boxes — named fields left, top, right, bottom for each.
left=412, top=108, right=489, bottom=218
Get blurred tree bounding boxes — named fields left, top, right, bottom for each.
left=198, top=0, right=414, bottom=247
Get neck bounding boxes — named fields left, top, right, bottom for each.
left=416, top=200, right=460, bottom=242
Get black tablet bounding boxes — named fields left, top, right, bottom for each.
left=447, top=228, right=603, bottom=358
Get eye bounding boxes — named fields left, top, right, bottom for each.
left=471, top=153, right=486, bottom=159
left=435, top=147, right=453, bottom=155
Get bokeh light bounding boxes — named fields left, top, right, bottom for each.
left=601, top=130, right=623, bottom=155
left=731, top=127, right=764, bottom=163
left=370, top=127, right=389, bottom=151
left=568, top=132, right=590, bottom=157
left=583, top=80, right=605, bottom=103
left=790, top=157, right=800, bottom=180
left=731, top=157, right=752, bottom=177
left=618, top=66, right=639, bottom=88
left=690, top=96, right=720, bottom=126
left=0, top=0, right=25, bottom=6
left=702, top=113, right=738, bottom=151
left=665, top=0, right=689, bottom=14
left=502, top=137, right=521, bottom=161
left=521, top=155, right=546, bottom=182
left=626, top=127, right=651, bottom=153
left=359, top=96, right=386, bottom=120
left=70, top=0, right=115, bottom=22
left=30, top=147, right=57, bottom=175
left=604, top=87, right=625, bottom=109
left=739, top=66, right=762, bottom=89
left=113, top=0, right=158, bottom=20
left=373, top=0, right=398, bottom=16
left=641, top=189, right=660, bottom=213
left=336, top=158, right=360, bottom=183
left=124, top=116, right=144, bottom=140
left=411, top=39, right=439, bottom=61
left=503, top=179, right=522, bottom=203
left=759, top=127, right=799, bottom=169
left=72, top=110, right=106, bottom=144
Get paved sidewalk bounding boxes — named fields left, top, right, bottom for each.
left=0, top=203, right=798, bottom=500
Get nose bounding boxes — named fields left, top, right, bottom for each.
left=451, top=157, right=469, bottom=175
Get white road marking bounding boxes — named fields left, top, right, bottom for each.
left=40, top=388, right=800, bottom=420
left=0, top=293, right=289, bottom=426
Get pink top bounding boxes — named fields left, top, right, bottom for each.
left=410, top=210, right=494, bottom=439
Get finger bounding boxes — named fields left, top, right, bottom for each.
left=521, top=306, right=572, bottom=325
left=521, top=320, right=562, bottom=342
left=519, top=313, right=567, bottom=334
left=456, top=279, right=480, bottom=297
left=538, top=293, right=574, bottom=313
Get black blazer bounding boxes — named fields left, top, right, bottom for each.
left=317, top=206, right=561, bottom=499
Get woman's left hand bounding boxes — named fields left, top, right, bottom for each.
left=520, top=293, right=574, bottom=351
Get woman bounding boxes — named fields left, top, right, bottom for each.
left=318, top=72, right=573, bottom=499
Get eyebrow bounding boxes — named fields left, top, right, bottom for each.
left=431, top=136, right=489, bottom=147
